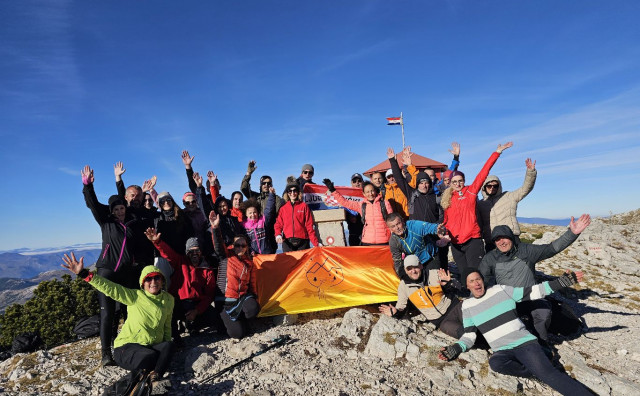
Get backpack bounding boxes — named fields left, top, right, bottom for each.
left=102, top=370, right=152, bottom=396
left=73, top=315, right=100, bottom=340
left=548, top=296, right=583, bottom=336
left=361, top=200, right=388, bottom=224
left=11, top=332, right=43, bottom=354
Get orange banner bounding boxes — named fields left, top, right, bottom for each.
left=254, top=246, right=399, bottom=317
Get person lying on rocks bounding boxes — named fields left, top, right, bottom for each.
left=438, top=270, right=592, bottom=396
left=145, top=228, right=217, bottom=345
left=62, top=252, right=174, bottom=386
left=379, top=255, right=463, bottom=338
left=478, top=214, right=591, bottom=353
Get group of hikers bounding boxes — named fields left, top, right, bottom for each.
left=62, top=142, right=594, bottom=395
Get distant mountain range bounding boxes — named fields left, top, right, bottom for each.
left=517, top=217, right=571, bottom=226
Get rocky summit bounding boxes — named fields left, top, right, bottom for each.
left=1, top=211, right=639, bottom=395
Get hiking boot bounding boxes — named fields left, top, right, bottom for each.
left=101, top=349, right=116, bottom=367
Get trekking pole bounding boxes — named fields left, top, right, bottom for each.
left=199, top=334, right=294, bottom=384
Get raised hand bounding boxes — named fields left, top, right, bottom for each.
left=181, top=150, right=195, bottom=169
left=569, top=214, right=591, bottom=234
left=402, top=146, right=413, bottom=166
left=525, top=158, right=536, bottom=170
left=193, top=172, right=203, bottom=187
left=207, top=171, right=217, bottom=185
left=208, top=212, right=220, bottom=229
left=61, top=252, right=84, bottom=275
left=144, top=227, right=161, bottom=242
left=142, top=176, right=157, bottom=192
left=386, top=147, right=395, bottom=159
left=438, top=269, right=452, bottom=284
left=269, top=186, right=276, bottom=194
left=247, top=160, right=257, bottom=175
left=81, top=165, right=94, bottom=185
left=448, top=142, right=460, bottom=157
left=113, top=161, right=126, bottom=181
left=496, top=142, right=513, bottom=154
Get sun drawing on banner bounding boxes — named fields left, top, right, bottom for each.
left=305, top=257, right=344, bottom=299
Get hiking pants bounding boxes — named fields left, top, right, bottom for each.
left=516, top=299, right=553, bottom=342
left=450, top=238, right=485, bottom=285
left=113, top=341, right=175, bottom=376
left=489, top=342, right=591, bottom=396
left=219, top=297, right=260, bottom=339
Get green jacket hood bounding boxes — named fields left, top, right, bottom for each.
left=139, top=265, right=166, bottom=288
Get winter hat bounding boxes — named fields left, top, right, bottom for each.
left=157, top=191, right=173, bottom=202
left=185, top=237, right=200, bottom=254
left=416, top=172, right=432, bottom=186
left=182, top=192, right=196, bottom=201
left=351, top=173, right=363, bottom=182
left=108, top=195, right=126, bottom=213
left=449, top=171, right=465, bottom=181
left=301, top=164, right=314, bottom=173
left=403, top=254, right=421, bottom=269
left=385, top=169, right=393, bottom=177
left=443, top=170, right=453, bottom=180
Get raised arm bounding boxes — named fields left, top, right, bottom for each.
left=468, top=142, right=513, bottom=194
left=509, top=158, right=537, bottom=202
left=82, top=165, right=110, bottom=225
left=209, top=212, right=227, bottom=257
left=448, top=142, right=460, bottom=171
left=523, top=214, right=590, bottom=263
left=181, top=150, right=197, bottom=193
left=62, top=251, right=138, bottom=305
left=387, top=147, right=410, bottom=198
left=207, top=171, right=220, bottom=203
left=240, top=160, right=259, bottom=199
left=145, top=227, right=183, bottom=269
left=323, top=181, right=362, bottom=214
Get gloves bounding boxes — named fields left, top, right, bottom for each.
left=247, top=161, right=257, bottom=174
left=322, top=178, right=336, bottom=192
left=440, top=343, right=462, bottom=361
left=550, top=271, right=579, bottom=290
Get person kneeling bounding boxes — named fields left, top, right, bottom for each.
left=379, top=255, right=463, bottom=338
left=62, top=252, right=174, bottom=385
left=438, top=270, right=591, bottom=396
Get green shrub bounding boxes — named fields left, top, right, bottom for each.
left=0, top=274, right=99, bottom=348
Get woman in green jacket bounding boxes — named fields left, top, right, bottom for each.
left=62, top=252, right=175, bottom=381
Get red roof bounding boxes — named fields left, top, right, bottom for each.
left=363, top=153, right=448, bottom=177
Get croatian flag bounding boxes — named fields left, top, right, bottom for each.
left=387, top=117, right=402, bottom=125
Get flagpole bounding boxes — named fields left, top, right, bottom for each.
left=400, top=112, right=405, bottom=148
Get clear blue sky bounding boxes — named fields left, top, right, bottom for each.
left=1, top=1, right=639, bottom=251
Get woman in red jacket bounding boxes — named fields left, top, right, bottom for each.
left=210, top=212, right=259, bottom=339
left=323, top=178, right=393, bottom=245
left=441, top=142, right=512, bottom=285
left=274, top=183, right=320, bottom=252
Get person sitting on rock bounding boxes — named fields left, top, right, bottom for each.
left=62, top=252, right=174, bottom=387
left=144, top=228, right=217, bottom=344
left=438, top=270, right=591, bottom=396
left=379, top=255, right=463, bottom=338
left=211, top=212, right=260, bottom=339
left=478, top=214, right=591, bottom=353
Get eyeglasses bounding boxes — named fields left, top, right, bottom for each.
left=386, top=175, right=395, bottom=179
left=159, top=198, right=173, bottom=205
left=261, top=181, right=272, bottom=185
left=351, top=179, right=362, bottom=183
left=187, top=248, right=201, bottom=254
left=144, top=275, right=163, bottom=283
left=451, top=180, right=464, bottom=185
left=144, top=198, right=154, bottom=203
left=183, top=200, right=197, bottom=206
left=288, top=189, right=299, bottom=194
left=485, top=184, right=498, bottom=189
left=303, top=171, right=314, bottom=175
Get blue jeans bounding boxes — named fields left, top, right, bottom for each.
left=489, top=342, right=591, bottom=395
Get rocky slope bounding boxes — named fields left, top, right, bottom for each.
left=1, top=211, right=639, bottom=395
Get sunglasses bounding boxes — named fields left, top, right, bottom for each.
left=183, top=200, right=197, bottom=206
left=303, top=170, right=314, bottom=175
left=288, top=189, right=299, bottom=193
left=144, top=275, right=163, bottom=283
left=261, top=181, right=272, bottom=185
left=233, top=242, right=248, bottom=248
left=144, top=198, right=154, bottom=203
left=187, top=248, right=201, bottom=254
left=386, top=175, right=395, bottom=179
left=159, top=198, right=173, bottom=205
left=485, top=184, right=499, bottom=189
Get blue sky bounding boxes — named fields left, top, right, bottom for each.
left=1, top=1, right=639, bottom=251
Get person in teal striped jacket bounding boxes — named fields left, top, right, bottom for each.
left=438, top=270, right=592, bottom=396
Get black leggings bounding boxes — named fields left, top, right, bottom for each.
left=450, top=238, right=485, bottom=285
left=219, top=298, right=260, bottom=339
left=113, top=341, right=175, bottom=375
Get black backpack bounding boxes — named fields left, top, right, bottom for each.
left=73, top=315, right=101, bottom=339
left=548, top=296, right=583, bottom=336
left=103, top=370, right=152, bottom=396
left=361, top=200, right=388, bottom=224
left=11, top=332, right=43, bottom=354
